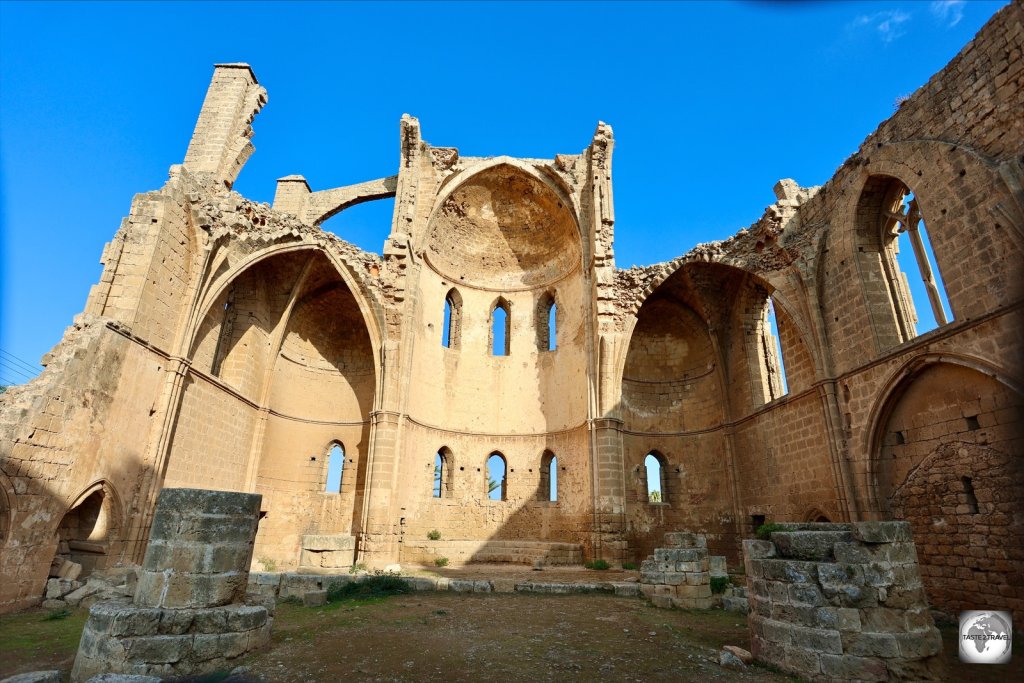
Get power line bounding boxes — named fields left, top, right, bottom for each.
left=0, top=358, right=34, bottom=381
left=0, top=348, right=41, bottom=374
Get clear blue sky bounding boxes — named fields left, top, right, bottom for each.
left=0, top=0, right=1006, bottom=382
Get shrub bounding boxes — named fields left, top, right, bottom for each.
left=326, top=574, right=410, bottom=603
left=622, top=562, right=637, bottom=571
left=710, top=576, right=730, bottom=594
left=43, top=609, right=71, bottom=621
left=434, top=557, right=449, bottom=567
left=348, top=562, right=368, bottom=575
left=427, top=529, right=442, bottom=541
left=584, top=559, right=610, bottom=570
left=756, top=522, right=785, bottom=540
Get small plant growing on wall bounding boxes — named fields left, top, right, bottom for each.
left=427, top=529, right=441, bottom=541
left=756, top=522, right=785, bottom=539
left=434, top=557, right=449, bottom=567
left=584, top=559, right=610, bottom=570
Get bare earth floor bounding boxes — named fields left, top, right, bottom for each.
left=1, top=593, right=1021, bottom=682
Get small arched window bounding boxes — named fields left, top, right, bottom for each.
left=434, top=447, right=452, bottom=498
left=537, top=292, right=557, bottom=351
left=442, top=289, right=463, bottom=349
left=645, top=452, right=667, bottom=504
left=539, top=450, right=557, bottom=502
left=487, top=452, right=507, bottom=501
left=326, top=443, right=345, bottom=493
left=490, top=298, right=511, bottom=356
left=762, top=296, right=789, bottom=400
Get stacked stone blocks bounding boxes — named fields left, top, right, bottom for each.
left=71, top=489, right=271, bottom=682
left=640, top=532, right=713, bottom=609
left=744, top=521, right=943, bottom=682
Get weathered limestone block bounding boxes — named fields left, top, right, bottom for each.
left=0, top=672, right=61, bottom=683
left=744, top=521, right=943, bottom=682
left=70, top=489, right=270, bottom=683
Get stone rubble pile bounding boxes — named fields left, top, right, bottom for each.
left=639, top=532, right=713, bottom=609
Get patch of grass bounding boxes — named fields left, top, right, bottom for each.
left=710, top=576, right=730, bottom=594
left=434, top=556, right=449, bottom=567
left=584, top=559, right=610, bottom=570
left=755, top=522, right=785, bottom=540
left=325, top=574, right=411, bottom=603
left=348, top=562, right=368, bottom=574
left=257, top=556, right=277, bottom=572
left=427, top=529, right=442, bottom=541
left=622, top=562, right=637, bottom=570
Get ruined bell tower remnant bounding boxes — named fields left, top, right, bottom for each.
left=0, top=2, right=1021, bottom=645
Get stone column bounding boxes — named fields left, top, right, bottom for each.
left=744, top=521, right=943, bottom=682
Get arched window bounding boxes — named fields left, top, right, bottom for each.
left=326, top=443, right=345, bottom=493
left=645, top=452, right=667, bottom=503
left=856, top=176, right=953, bottom=349
left=885, top=189, right=953, bottom=335
left=442, top=289, right=462, bottom=349
left=490, top=298, right=511, bottom=356
left=539, top=450, right=558, bottom=502
left=487, top=452, right=507, bottom=501
left=537, top=292, right=557, bottom=351
left=762, top=297, right=789, bottom=399
left=434, top=447, right=452, bottom=498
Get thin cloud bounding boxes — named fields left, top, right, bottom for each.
left=848, top=10, right=912, bottom=44
left=930, top=0, right=965, bottom=28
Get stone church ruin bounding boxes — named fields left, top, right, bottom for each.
left=0, top=3, right=1021, bottom=661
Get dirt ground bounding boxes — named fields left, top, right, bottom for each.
left=1, top=591, right=1021, bottom=682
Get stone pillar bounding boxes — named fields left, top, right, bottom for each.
left=744, top=521, right=943, bottom=682
left=71, top=489, right=271, bottom=682
left=592, top=417, right=627, bottom=565
left=639, top=532, right=713, bottom=609
left=134, top=489, right=260, bottom=609
left=182, top=63, right=267, bottom=189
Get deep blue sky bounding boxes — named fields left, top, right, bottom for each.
left=0, top=0, right=1006, bottom=381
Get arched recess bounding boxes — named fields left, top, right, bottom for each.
left=867, top=357, right=1023, bottom=616
left=536, top=291, right=557, bottom=352
left=185, top=242, right=384, bottom=375
left=434, top=447, right=453, bottom=499
left=539, top=450, right=557, bottom=502
left=827, top=140, right=1023, bottom=358
left=53, top=481, right=124, bottom=578
left=443, top=289, right=463, bottom=350
left=421, top=161, right=583, bottom=291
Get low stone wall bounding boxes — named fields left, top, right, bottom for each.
left=71, top=489, right=269, bottom=682
left=400, top=539, right=583, bottom=567
left=639, top=532, right=713, bottom=609
left=744, top=521, right=943, bottom=682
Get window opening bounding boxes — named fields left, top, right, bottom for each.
left=210, top=285, right=236, bottom=377
left=764, top=297, right=789, bottom=398
left=885, top=189, right=953, bottom=336
left=962, top=476, right=979, bottom=514
left=751, top=514, right=766, bottom=534
left=434, top=448, right=452, bottom=498
left=537, top=292, right=557, bottom=351
left=539, top=451, right=557, bottom=502
left=443, top=289, right=462, bottom=349
left=487, top=452, right=507, bottom=501
left=645, top=453, right=666, bottom=503
left=490, top=299, right=511, bottom=356
left=326, top=443, right=344, bottom=493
